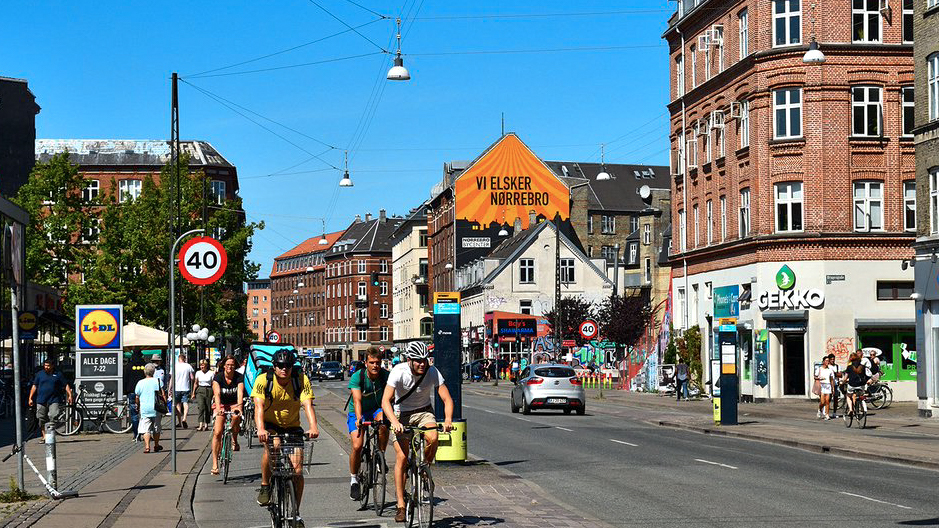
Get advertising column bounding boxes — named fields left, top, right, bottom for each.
left=433, top=292, right=466, bottom=462
left=75, top=305, right=124, bottom=419
left=713, top=286, right=740, bottom=425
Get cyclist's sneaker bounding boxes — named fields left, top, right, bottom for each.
left=256, top=485, right=270, bottom=506
left=394, top=507, right=406, bottom=522
left=421, top=477, right=432, bottom=503
left=350, top=481, right=361, bottom=501
left=294, top=517, right=305, bottom=528
left=816, top=410, right=822, bottom=419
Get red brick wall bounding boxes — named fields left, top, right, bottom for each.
left=324, top=255, right=393, bottom=347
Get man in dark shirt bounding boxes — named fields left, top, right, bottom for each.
left=28, top=359, right=73, bottom=432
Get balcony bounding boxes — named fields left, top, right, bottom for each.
left=355, top=317, right=369, bottom=326
left=411, top=274, right=427, bottom=286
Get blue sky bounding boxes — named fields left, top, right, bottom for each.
left=2, top=1, right=672, bottom=275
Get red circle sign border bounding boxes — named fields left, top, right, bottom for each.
left=579, top=320, right=598, bottom=340
left=267, top=331, right=281, bottom=343
left=178, top=236, right=228, bottom=286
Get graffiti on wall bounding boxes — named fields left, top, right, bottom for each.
left=826, top=337, right=854, bottom=365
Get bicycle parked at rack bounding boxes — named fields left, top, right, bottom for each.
left=265, top=433, right=312, bottom=528
left=844, top=388, right=869, bottom=429
left=355, top=420, right=387, bottom=515
left=218, top=410, right=239, bottom=484
left=402, top=424, right=441, bottom=528
left=54, top=384, right=132, bottom=436
left=867, top=381, right=893, bottom=410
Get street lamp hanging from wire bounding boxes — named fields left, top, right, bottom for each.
left=339, top=150, right=354, bottom=187
left=387, top=18, right=411, bottom=81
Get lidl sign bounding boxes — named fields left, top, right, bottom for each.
left=75, top=305, right=123, bottom=351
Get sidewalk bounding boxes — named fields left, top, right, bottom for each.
left=462, top=381, right=939, bottom=470
left=0, top=416, right=211, bottom=528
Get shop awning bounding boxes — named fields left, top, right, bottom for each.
left=762, top=310, right=807, bottom=320
left=854, top=319, right=915, bottom=328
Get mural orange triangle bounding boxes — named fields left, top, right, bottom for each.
left=454, top=133, right=570, bottom=230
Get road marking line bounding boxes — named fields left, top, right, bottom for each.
left=516, top=417, right=532, bottom=422
left=556, top=426, right=573, bottom=432
left=483, top=409, right=496, bottom=414
left=839, top=492, right=912, bottom=510
left=694, top=458, right=738, bottom=470
left=610, top=439, right=638, bottom=447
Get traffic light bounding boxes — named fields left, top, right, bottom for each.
left=370, top=272, right=379, bottom=287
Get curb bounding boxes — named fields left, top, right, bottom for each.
left=176, top=432, right=213, bottom=528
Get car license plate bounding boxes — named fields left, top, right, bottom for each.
left=546, top=398, right=566, bottom=404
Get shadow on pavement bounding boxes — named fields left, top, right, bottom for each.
left=492, top=460, right=527, bottom=467
left=898, top=518, right=939, bottom=526
left=434, top=515, right=505, bottom=527
left=80, top=484, right=164, bottom=496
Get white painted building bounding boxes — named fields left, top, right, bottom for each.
left=391, top=204, right=432, bottom=349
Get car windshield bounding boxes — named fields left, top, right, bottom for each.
left=323, top=362, right=341, bottom=369
left=534, top=367, right=575, bottom=378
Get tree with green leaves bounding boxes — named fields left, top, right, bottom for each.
left=677, top=326, right=703, bottom=385
left=543, top=296, right=597, bottom=347
left=596, top=290, right=653, bottom=354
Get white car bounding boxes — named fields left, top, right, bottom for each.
left=510, top=364, right=585, bottom=415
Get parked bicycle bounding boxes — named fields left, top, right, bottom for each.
left=402, top=424, right=441, bottom=528
left=867, top=381, right=893, bottom=410
left=54, top=384, right=132, bottom=436
left=844, top=388, right=868, bottom=429
left=265, top=434, right=312, bottom=528
left=355, top=420, right=387, bottom=515
left=218, top=410, right=238, bottom=484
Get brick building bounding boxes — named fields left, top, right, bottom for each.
left=269, top=231, right=344, bottom=355
left=913, top=0, right=939, bottom=416
left=324, top=211, right=403, bottom=363
left=0, top=77, right=40, bottom=198
left=666, top=0, right=916, bottom=400
left=246, top=279, right=271, bottom=341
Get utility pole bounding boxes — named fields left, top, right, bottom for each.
left=554, top=213, right=561, bottom=355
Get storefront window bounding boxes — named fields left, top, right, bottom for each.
left=857, top=330, right=916, bottom=382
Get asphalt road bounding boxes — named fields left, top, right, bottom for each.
left=459, top=386, right=939, bottom=527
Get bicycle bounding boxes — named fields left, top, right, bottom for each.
left=402, top=424, right=441, bottom=528
left=241, top=401, right=256, bottom=449
left=265, top=434, right=311, bottom=528
left=0, top=379, right=13, bottom=419
left=867, top=381, right=893, bottom=410
left=844, top=388, right=868, bottom=429
left=53, top=384, right=132, bottom=436
left=218, top=410, right=239, bottom=484
left=355, top=420, right=388, bottom=515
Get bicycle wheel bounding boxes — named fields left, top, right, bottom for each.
left=282, top=478, right=299, bottom=528
left=103, top=404, right=133, bottom=434
left=405, top=462, right=418, bottom=528
left=357, top=449, right=371, bottom=510
left=858, top=405, right=867, bottom=429
left=416, top=464, right=434, bottom=528
left=267, top=477, right=281, bottom=528
left=882, top=385, right=893, bottom=409
left=57, top=405, right=83, bottom=436
left=843, top=406, right=854, bottom=428
left=222, top=433, right=231, bottom=485
left=373, top=449, right=387, bottom=516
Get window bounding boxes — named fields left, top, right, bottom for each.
left=520, top=300, right=532, bottom=315
left=774, top=88, right=802, bottom=139
left=643, top=224, right=651, bottom=245
left=380, top=260, right=388, bottom=273
left=715, top=25, right=724, bottom=73
left=380, top=281, right=388, bottom=296
left=82, top=219, right=100, bottom=244
left=690, top=45, right=697, bottom=88
left=380, top=327, right=389, bottom=342
left=704, top=116, right=713, bottom=163
left=601, top=245, right=618, bottom=265
left=738, top=9, right=749, bottom=59
left=877, top=281, right=914, bottom=300
left=677, top=287, right=687, bottom=328
left=601, top=215, right=616, bottom=234
left=706, top=200, right=713, bottom=245
left=587, top=215, right=594, bottom=234
left=119, top=179, right=142, bottom=202
left=853, top=0, right=881, bottom=43
left=253, top=296, right=258, bottom=304
left=519, top=258, right=534, bottom=283
left=930, top=54, right=939, bottom=122
left=419, top=230, right=428, bottom=247
left=902, top=87, right=915, bottom=137
left=720, top=196, right=727, bottom=242
left=704, top=40, right=711, bottom=81
left=739, top=188, right=751, bottom=237
left=676, top=54, right=685, bottom=98
left=903, top=0, right=913, bottom=43
left=904, top=181, right=917, bottom=231
left=931, top=0, right=939, bottom=10
left=380, top=303, right=388, bottom=318
left=252, top=308, right=259, bottom=316
left=83, top=179, right=99, bottom=202
left=679, top=209, right=687, bottom=252
left=357, top=329, right=367, bottom=342
left=739, top=100, right=750, bottom=148
left=677, top=132, right=686, bottom=174
left=854, top=181, right=884, bottom=231
left=687, top=133, right=698, bottom=168
left=693, top=204, right=699, bottom=248
left=210, top=180, right=226, bottom=204
left=357, top=281, right=366, bottom=296
left=644, top=258, right=652, bottom=283
left=358, top=260, right=366, bottom=273
left=560, top=258, right=575, bottom=283
left=775, top=182, right=804, bottom=232
left=930, top=168, right=939, bottom=234
left=717, top=117, right=725, bottom=158
left=629, top=243, right=638, bottom=264
left=773, top=0, right=801, bottom=47
left=852, top=86, right=882, bottom=137
left=629, top=215, right=640, bottom=234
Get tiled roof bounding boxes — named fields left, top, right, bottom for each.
left=327, top=216, right=405, bottom=258
left=270, top=230, right=345, bottom=277
left=542, top=161, right=670, bottom=213
left=35, top=139, right=234, bottom=168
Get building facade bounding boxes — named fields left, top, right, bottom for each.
left=324, top=211, right=403, bottom=363
left=0, top=77, right=40, bottom=198
left=913, top=0, right=939, bottom=416
left=246, top=279, right=271, bottom=341
left=391, top=203, right=432, bottom=348
left=666, top=0, right=916, bottom=399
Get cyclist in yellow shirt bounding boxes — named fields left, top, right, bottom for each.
left=251, top=349, right=319, bottom=526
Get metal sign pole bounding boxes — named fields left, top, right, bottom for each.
left=8, top=233, right=23, bottom=489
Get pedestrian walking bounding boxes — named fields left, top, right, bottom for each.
left=675, top=358, right=690, bottom=401
left=28, top=359, right=73, bottom=435
left=174, top=352, right=195, bottom=428
left=193, top=359, right=214, bottom=431
left=135, top=363, right=165, bottom=453
left=124, top=350, right=147, bottom=441
left=827, top=353, right=841, bottom=417
left=814, top=356, right=836, bottom=420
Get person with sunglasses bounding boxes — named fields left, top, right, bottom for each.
left=251, top=348, right=319, bottom=527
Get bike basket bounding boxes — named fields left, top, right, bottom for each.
left=268, top=438, right=305, bottom=477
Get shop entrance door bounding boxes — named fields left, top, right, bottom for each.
left=782, top=333, right=805, bottom=395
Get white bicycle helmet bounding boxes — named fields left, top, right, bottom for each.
left=405, top=341, right=429, bottom=360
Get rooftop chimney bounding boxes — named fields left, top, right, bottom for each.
left=528, top=210, right=537, bottom=228
left=379, top=209, right=386, bottom=222
left=355, top=214, right=362, bottom=223
left=513, top=217, right=523, bottom=235
left=365, top=212, right=372, bottom=222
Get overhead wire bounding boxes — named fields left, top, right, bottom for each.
left=306, top=0, right=389, bottom=52
left=341, top=0, right=388, bottom=18
left=412, top=9, right=670, bottom=20
left=180, top=51, right=384, bottom=79
left=405, top=43, right=665, bottom=57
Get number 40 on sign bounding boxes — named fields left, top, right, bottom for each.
left=178, top=236, right=228, bottom=286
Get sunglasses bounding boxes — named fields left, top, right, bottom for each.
left=274, top=362, right=292, bottom=369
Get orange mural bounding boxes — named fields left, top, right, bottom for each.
left=454, top=134, right=570, bottom=230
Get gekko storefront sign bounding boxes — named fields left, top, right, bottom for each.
left=75, top=305, right=124, bottom=351
left=756, top=265, right=825, bottom=311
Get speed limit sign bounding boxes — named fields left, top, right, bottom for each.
left=579, top=320, right=599, bottom=340
left=267, top=331, right=281, bottom=343
left=178, top=236, right=228, bottom=285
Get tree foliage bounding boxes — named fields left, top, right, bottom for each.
left=15, top=153, right=263, bottom=345
left=596, top=290, right=653, bottom=351
left=543, top=296, right=597, bottom=346
left=676, top=326, right=703, bottom=383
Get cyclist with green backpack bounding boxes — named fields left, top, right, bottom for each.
left=347, top=346, right=389, bottom=501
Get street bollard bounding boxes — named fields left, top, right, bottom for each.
left=44, top=423, right=57, bottom=491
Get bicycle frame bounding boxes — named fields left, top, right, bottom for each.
left=265, top=434, right=310, bottom=528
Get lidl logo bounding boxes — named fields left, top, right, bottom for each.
left=76, top=305, right=123, bottom=350
left=776, top=265, right=795, bottom=291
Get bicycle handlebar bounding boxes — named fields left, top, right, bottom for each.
left=2, top=444, right=21, bottom=463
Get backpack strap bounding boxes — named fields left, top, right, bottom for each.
left=394, top=368, right=429, bottom=407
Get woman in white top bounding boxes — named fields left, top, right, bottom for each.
left=814, top=356, right=836, bottom=420
left=192, top=359, right=215, bottom=431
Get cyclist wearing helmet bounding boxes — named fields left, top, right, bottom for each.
left=251, top=348, right=319, bottom=527
left=381, top=341, right=454, bottom=523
